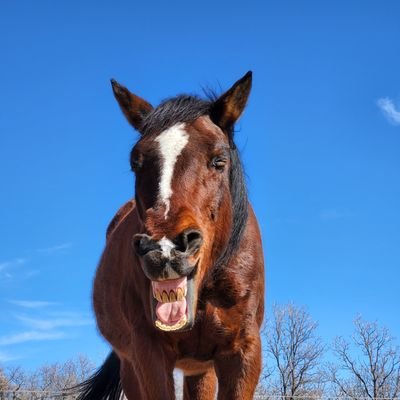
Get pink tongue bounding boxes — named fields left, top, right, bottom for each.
left=156, top=297, right=187, bottom=325
left=152, top=277, right=187, bottom=325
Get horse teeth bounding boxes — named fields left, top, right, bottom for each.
left=153, top=287, right=186, bottom=303
left=176, top=288, right=183, bottom=301
left=162, top=291, right=169, bottom=303
left=155, top=315, right=187, bottom=331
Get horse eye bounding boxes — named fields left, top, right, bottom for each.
left=211, top=156, right=227, bottom=170
left=131, top=157, right=143, bottom=172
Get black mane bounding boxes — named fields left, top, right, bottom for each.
left=140, top=94, right=248, bottom=270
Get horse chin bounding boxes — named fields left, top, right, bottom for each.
left=150, top=273, right=198, bottom=333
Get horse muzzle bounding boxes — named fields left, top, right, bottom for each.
left=132, top=228, right=202, bottom=281
left=132, top=229, right=202, bottom=332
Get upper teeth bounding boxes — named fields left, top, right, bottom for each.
left=153, top=287, right=187, bottom=303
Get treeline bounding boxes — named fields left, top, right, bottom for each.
left=1, top=305, right=399, bottom=399
left=258, top=304, right=400, bottom=399
left=0, top=355, right=94, bottom=396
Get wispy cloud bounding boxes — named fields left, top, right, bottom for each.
left=34, top=242, right=74, bottom=255
left=377, top=97, right=400, bottom=126
left=8, top=300, right=59, bottom=309
left=1, top=293, right=92, bottom=357
left=0, top=258, right=27, bottom=272
left=0, top=310, right=93, bottom=350
left=16, top=315, right=93, bottom=330
left=0, top=330, right=65, bottom=346
left=0, top=350, right=19, bottom=362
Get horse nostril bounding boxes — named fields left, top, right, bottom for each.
left=132, top=234, right=158, bottom=257
left=175, top=229, right=203, bottom=254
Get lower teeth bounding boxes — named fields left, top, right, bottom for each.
left=155, top=315, right=187, bottom=331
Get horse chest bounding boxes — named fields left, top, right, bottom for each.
left=174, top=309, right=233, bottom=358
left=173, top=312, right=241, bottom=377
left=175, top=358, right=215, bottom=376
left=175, top=327, right=217, bottom=361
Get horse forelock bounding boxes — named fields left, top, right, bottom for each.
left=140, top=95, right=211, bottom=136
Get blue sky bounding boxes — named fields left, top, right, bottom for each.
left=1, top=1, right=399, bottom=370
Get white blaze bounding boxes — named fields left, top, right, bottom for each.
left=157, top=236, right=175, bottom=258
left=155, top=123, right=189, bottom=218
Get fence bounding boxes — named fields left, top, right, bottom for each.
left=0, top=393, right=399, bottom=400
left=253, top=398, right=400, bottom=400
left=0, top=391, right=77, bottom=400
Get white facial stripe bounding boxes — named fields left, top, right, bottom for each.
left=155, top=123, right=189, bottom=218
left=158, top=236, right=175, bottom=258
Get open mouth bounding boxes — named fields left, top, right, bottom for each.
left=151, top=276, right=195, bottom=332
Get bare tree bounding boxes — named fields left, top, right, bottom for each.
left=329, top=316, right=400, bottom=400
left=263, top=303, right=325, bottom=398
left=1, top=354, right=95, bottom=397
left=34, top=354, right=95, bottom=393
left=0, top=367, right=9, bottom=391
left=5, top=365, right=27, bottom=393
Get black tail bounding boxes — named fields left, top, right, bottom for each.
left=71, top=351, right=123, bottom=400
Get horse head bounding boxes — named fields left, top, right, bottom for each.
left=110, top=72, right=252, bottom=333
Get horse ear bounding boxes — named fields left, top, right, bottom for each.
left=111, top=79, right=153, bottom=134
left=210, top=71, right=252, bottom=138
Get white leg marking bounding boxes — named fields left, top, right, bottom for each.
left=155, top=123, right=189, bottom=218
left=157, top=236, right=176, bottom=258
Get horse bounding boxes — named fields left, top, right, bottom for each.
left=75, top=71, right=265, bottom=399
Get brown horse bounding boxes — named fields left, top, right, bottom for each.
left=76, top=72, right=265, bottom=399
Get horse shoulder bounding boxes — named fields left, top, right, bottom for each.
left=94, top=199, right=142, bottom=352
left=106, top=199, right=137, bottom=241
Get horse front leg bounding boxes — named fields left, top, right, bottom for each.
left=183, top=368, right=217, bottom=400
left=125, top=338, right=176, bottom=400
left=214, top=333, right=262, bottom=400
left=120, top=359, right=146, bottom=400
